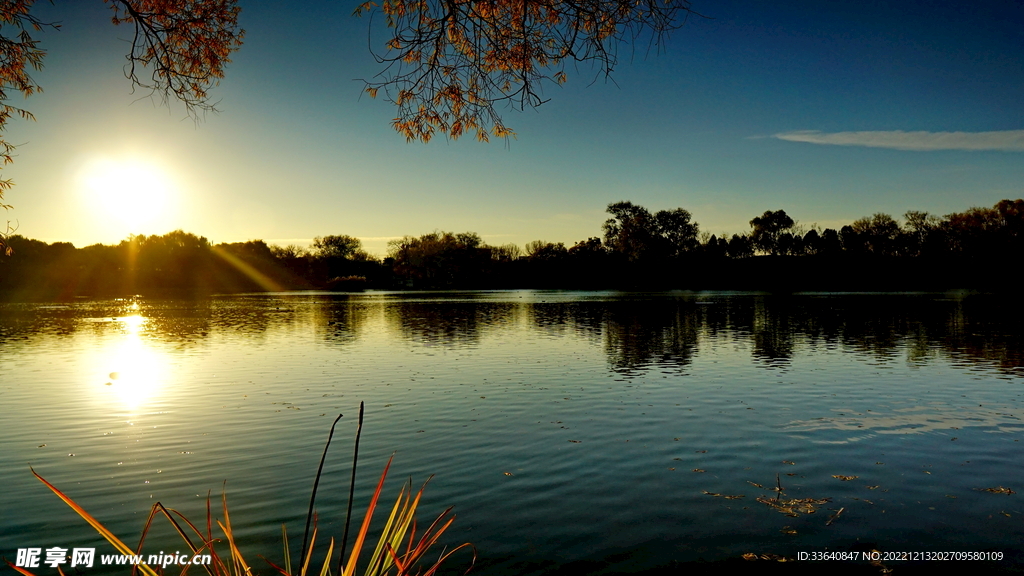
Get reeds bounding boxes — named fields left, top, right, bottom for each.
left=10, top=405, right=473, bottom=576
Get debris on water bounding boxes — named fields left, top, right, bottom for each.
left=756, top=495, right=831, bottom=517
left=833, top=475, right=858, bottom=481
left=742, top=553, right=793, bottom=562
left=825, top=507, right=845, bottom=526
left=977, top=486, right=1015, bottom=495
left=568, top=440, right=581, bottom=443
left=696, top=450, right=707, bottom=453
left=866, top=485, right=880, bottom=490
left=693, top=469, right=705, bottom=473
left=503, top=472, right=513, bottom=476
left=782, top=460, right=795, bottom=465
left=703, top=491, right=744, bottom=499
left=748, top=481, right=764, bottom=489
left=780, top=526, right=797, bottom=535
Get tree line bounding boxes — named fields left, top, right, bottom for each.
left=1, top=198, right=1021, bottom=299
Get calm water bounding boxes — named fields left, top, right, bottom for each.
left=2, top=291, right=1023, bottom=574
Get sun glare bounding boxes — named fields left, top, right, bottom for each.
left=78, top=157, right=178, bottom=233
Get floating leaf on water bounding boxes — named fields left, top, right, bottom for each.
left=785, top=473, right=798, bottom=476
left=696, top=450, right=707, bottom=453
left=693, top=469, right=705, bottom=473
left=866, top=485, right=880, bottom=490
left=832, top=475, right=858, bottom=481
left=782, top=460, right=795, bottom=465
left=780, top=527, right=797, bottom=535
left=757, top=495, right=832, bottom=517
left=38, top=444, right=45, bottom=448
left=503, top=472, right=513, bottom=476
left=568, top=440, right=581, bottom=443
left=977, top=486, right=1016, bottom=495
left=748, top=482, right=765, bottom=489
left=702, top=491, right=721, bottom=497
left=742, top=553, right=758, bottom=561
left=1002, top=511, right=1011, bottom=517
left=668, top=468, right=676, bottom=471
left=723, top=494, right=745, bottom=500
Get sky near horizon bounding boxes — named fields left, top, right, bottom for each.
left=2, top=0, right=1022, bottom=257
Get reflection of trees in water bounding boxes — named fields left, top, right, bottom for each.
left=530, top=301, right=604, bottom=340
left=2, top=294, right=1022, bottom=377
left=569, top=294, right=1024, bottom=377
left=384, top=301, right=517, bottom=347
left=312, top=299, right=371, bottom=346
left=599, top=299, right=702, bottom=373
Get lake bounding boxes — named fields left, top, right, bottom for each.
left=2, top=291, right=1022, bottom=574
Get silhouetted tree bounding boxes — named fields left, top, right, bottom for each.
left=749, top=210, right=795, bottom=255
left=726, top=234, right=754, bottom=259
left=388, top=231, right=491, bottom=287
left=851, top=213, right=901, bottom=256
left=802, top=229, right=820, bottom=255
left=603, top=201, right=699, bottom=261
left=525, top=240, right=568, bottom=261
left=313, top=235, right=367, bottom=260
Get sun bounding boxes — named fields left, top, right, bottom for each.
left=78, top=157, right=178, bottom=232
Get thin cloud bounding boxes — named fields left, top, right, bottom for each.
left=773, top=130, right=1024, bottom=151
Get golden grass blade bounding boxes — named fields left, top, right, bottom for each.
left=341, top=454, right=394, bottom=576
left=318, top=538, right=335, bottom=576
left=363, top=480, right=411, bottom=576
left=301, top=525, right=318, bottom=576
left=421, top=542, right=476, bottom=576
left=134, top=503, right=217, bottom=576
left=31, top=467, right=160, bottom=576
left=4, top=560, right=37, bottom=576
left=283, top=524, right=292, bottom=575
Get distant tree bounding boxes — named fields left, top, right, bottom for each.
left=819, top=228, right=841, bottom=255
left=270, top=244, right=309, bottom=259
left=525, top=240, right=567, bottom=261
left=603, top=201, right=699, bottom=261
left=490, top=243, right=522, bottom=262
left=839, top=225, right=862, bottom=253
left=851, top=213, right=901, bottom=256
left=726, top=234, right=753, bottom=259
left=703, top=234, right=728, bottom=258
left=655, top=207, right=700, bottom=256
left=568, top=237, right=605, bottom=257
left=313, top=235, right=367, bottom=260
left=801, top=229, right=820, bottom=255
left=749, top=210, right=795, bottom=255
left=388, top=231, right=490, bottom=287
left=903, top=210, right=940, bottom=256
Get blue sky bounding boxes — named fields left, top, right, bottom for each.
left=3, top=0, right=1022, bottom=256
